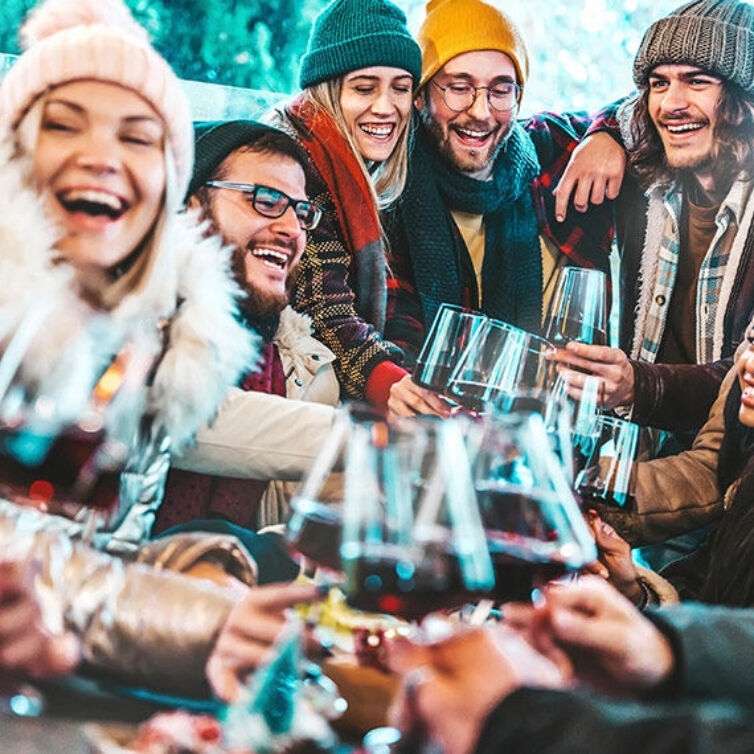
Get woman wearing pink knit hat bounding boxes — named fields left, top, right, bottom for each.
left=0, top=0, right=256, bottom=549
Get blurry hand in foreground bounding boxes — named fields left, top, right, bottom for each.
left=0, top=559, right=80, bottom=678
left=205, top=582, right=320, bottom=702
left=504, top=575, right=674, bottom=696
left=388, top=626, right=571, bottom=754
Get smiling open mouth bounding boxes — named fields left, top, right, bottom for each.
left=453, top=126, right=494, bottom=146
left=664, top=122, right=705, bottom=134
left=58, top=189, right=128, bottom=220
left=251, top=247, right=288, bottom=271
left=359, top=123, right=395, bottom=140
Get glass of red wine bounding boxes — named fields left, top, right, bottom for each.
left=575, top=415, right=660, bottom=508
left=544, top=267, right=609, bottom=347
left=472, top=412, right=598, bottom=601
left=339, top=415, right=495, bottom=621
left=412, top=304, right=487, bottom=395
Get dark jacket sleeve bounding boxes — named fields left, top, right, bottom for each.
left=646, top=603, right=754, bottom=708
left=475, top=688, right=754, bottom=754
left=631, top=358, right=734, bottom=430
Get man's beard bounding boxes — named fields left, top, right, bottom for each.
left=230, top=243, right=296, bottom=319
left=418, top=106, right=512, bottom=177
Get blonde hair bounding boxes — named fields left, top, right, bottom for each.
left=305, top=78, right=411, bottom=211
left=15, top=90, right=173, bottom=313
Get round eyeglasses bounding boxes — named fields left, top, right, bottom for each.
left=205, top=181, right=323, bottom=230
left=432, top=80, right=521, bottom=113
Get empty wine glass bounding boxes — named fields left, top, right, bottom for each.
left=544, top=373, right=605, bottom=483
left=448, top=320, right=555, bottom=413
left=472, top=412, right=597, bottom=600
left=412, top=304, right=486, bottom=394
left=575, top=416, right=655, bottom=509
left=544, top=267, right=609, bottom=347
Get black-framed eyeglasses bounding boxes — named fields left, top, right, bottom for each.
left=432, top=80, right=521, bottom=113
left=205, top=181, right=323, bottom=230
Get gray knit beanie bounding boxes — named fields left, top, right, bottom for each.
left=633, top=0, right=754, bottom=93
left=299, top=0, right=422, bottom=90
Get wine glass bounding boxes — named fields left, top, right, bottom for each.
left=544, top=267, right=609, bottom=347
left=472, top=412, right=598, bottom=600
left=575, top=416, right=655, bottom=509
left=544, top=373, right=605, bottom=484
left=412, top=304, right=487, bottom=394
left=339, top=414, right=495, bottom=620
left=448, top=320, right=555, bottom=413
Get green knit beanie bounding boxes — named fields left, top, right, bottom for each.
left=299, top=0, right=422, bottom=89
left=188, top=120, right=308, bottom=199
left=633, top=0, right=754, bottom=94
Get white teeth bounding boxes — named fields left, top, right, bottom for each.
left=360, top=124, right=394, bottom=137
left=60, top=189, right=123, bottom=211
left=666, top=122, right=703, bottom=133
left=457, top=127, right=490, bottom=139
left=251, top=247, right=288, bottom=268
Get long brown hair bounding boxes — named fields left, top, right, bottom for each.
left=623, top=81, right=754, bottom=191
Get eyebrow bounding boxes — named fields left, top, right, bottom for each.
left=44, top=98, right=162, bottom=126
left=441, top=72, right=516, bottom=85
left=648, top=69, right=721, bottom=82
left=347, top=74, right=413, bottom=82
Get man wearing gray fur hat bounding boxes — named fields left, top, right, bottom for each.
left=555, top=0, right=754, bottom=440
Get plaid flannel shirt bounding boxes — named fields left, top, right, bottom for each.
left=637, top=180, right=748, bottom=364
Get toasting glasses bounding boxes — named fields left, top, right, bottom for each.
left=544, top=267, right=609, bottom=347
left=471, top=412, right=597, bottom=599
left=412, top=304, right=487, bottom=394
left=448, top=320, right=555, bottom=413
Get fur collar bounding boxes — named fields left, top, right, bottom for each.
left=0, top=135, right=257, bottom=452
left=274, top=306, right=332, bottom=362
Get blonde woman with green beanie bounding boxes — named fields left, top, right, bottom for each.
left=270, top=0, right=452, bottom=419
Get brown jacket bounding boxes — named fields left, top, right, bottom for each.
left=600, top=356, right=740, bottom=545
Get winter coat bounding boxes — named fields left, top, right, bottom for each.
left=615, top=173, right=754, bottom=431
left=0, top=134, right=255, bottom=555
left=0, top=500, right=256, bottom=696
left=173, top=305, right=339, bottom=527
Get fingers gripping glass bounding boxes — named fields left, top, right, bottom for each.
left=205, top=181, right=323, bottom=230
left=433, top=80, right=521, bottom=112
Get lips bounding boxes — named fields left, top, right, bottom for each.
left=660, top=119, right=707, bottom=138
left=57, top=187, right=129, bottom=221
left=249, top=246, right=290, bottom=272
left=452, top=125, right=494, bottom=147
left=358, top=122, right=396, bottom=140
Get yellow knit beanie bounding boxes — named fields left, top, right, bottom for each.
left=417, top=0, right=529, bottom=92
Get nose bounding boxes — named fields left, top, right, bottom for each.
left=74, top=133, right=121, bottom=174
left=270, top=204, right=304, bottom=238
left=371, top=88, right=394, bottom=117
left=659, top=80, right=689, bottom=113
left=466, top=87, right=492, bottom=121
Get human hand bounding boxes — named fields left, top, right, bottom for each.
left=523, top=576, right=674, bottom=695
left=553, top=131, right=626, bottom=222
left=0, top=560, right=80, bottom=678
left=550, top=342, right=635, bottom=408
left=387, top=375, right=453, bottom=419
left=388, top=626, right=570, bottom=754
left=205, top=582, right=320, bottom=702
left=586, top=511, right=642, bottom=603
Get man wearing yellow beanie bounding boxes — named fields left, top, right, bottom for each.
left=383, top=0, right=620, bottom=373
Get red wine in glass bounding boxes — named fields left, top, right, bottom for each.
left=545, top=318, right=608, bottom=347
left=0, top=425, right=123, bottom=511
left=412, top=361, right=453, bottom=394
left=285, top=498, right=343, bottom=572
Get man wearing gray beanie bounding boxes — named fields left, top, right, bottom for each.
left=556, top=0, right=754, bottom=443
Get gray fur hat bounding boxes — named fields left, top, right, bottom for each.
left=633, top=0, right=754, bottom=94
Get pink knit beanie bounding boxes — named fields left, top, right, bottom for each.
left=0, top=0, right=194, bottom=195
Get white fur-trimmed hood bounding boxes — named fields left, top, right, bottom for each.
left=0, top=133, right=257, bottom=452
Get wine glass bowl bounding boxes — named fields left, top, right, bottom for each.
left=544, top=267, right=609, bottom=347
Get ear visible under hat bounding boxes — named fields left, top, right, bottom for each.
left=20, top=0, right=149, bottom=50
